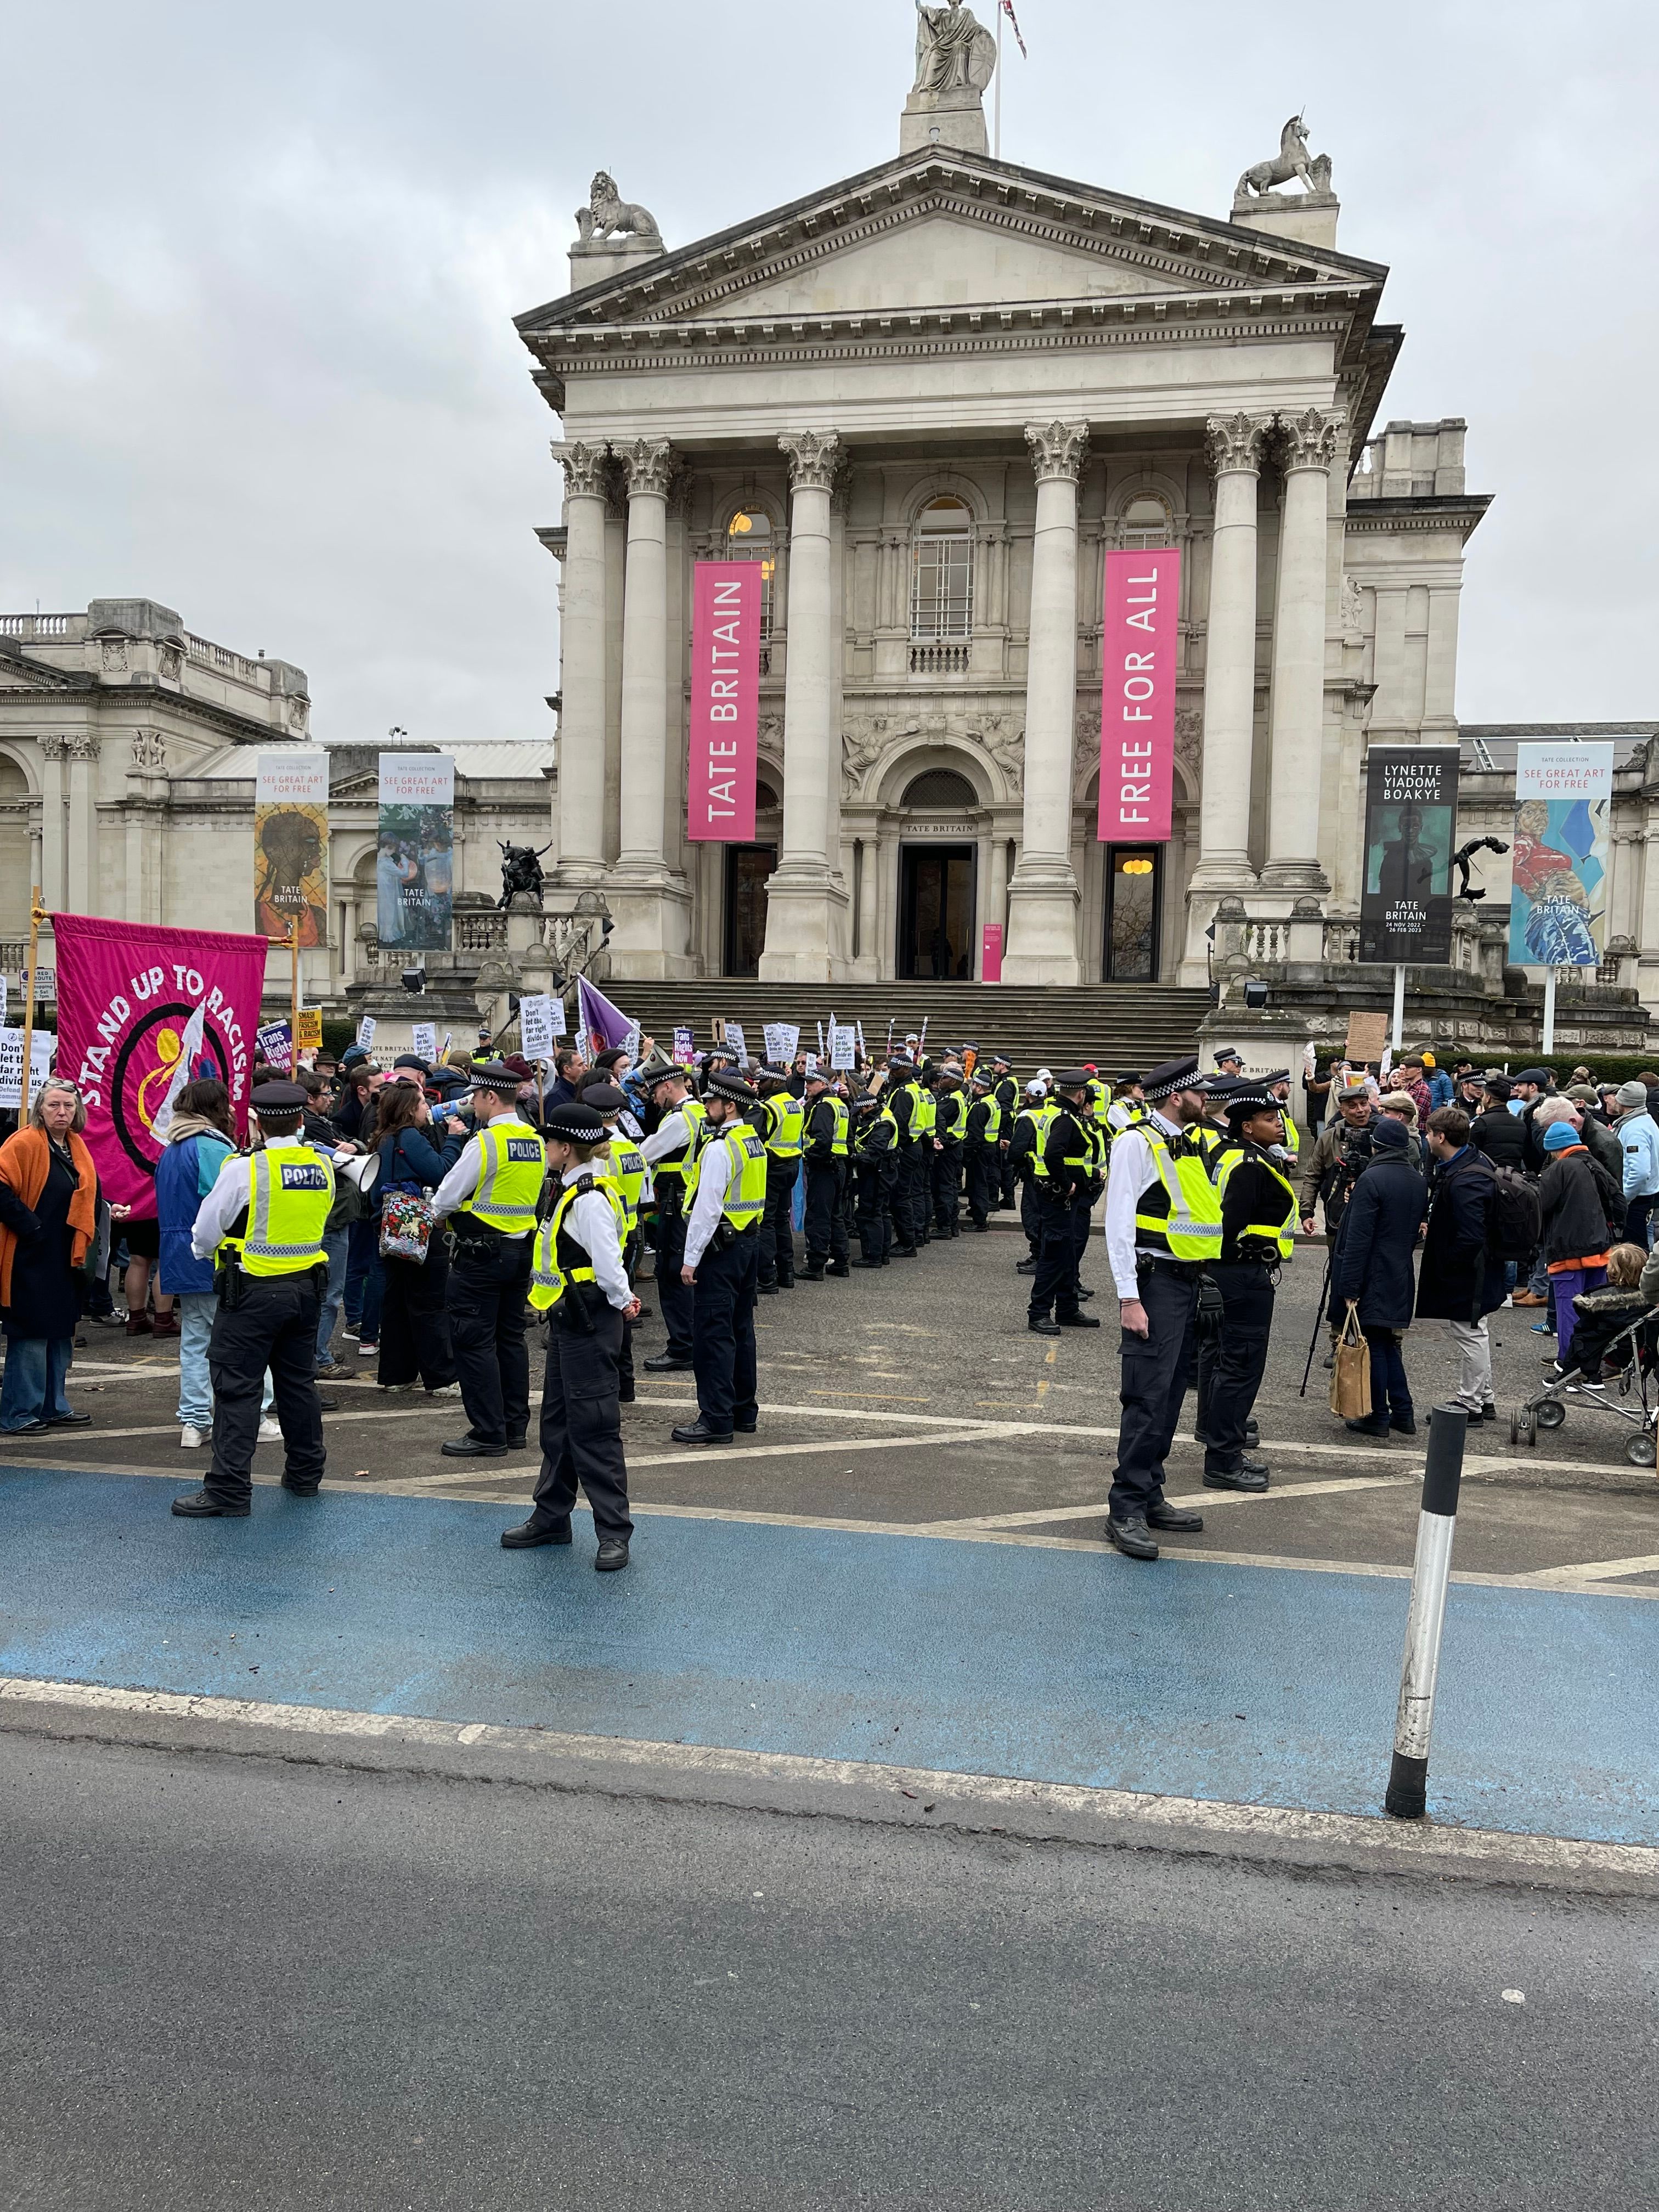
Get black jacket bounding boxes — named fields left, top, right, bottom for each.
left=1331, top=1154, right=1423, bottom=1330
left=803, top=1098, right=843, bottom=1170
left=1216, top=1138, right=1297, bottom=1264
left=1537, top=1147, right=1618, bottom=1265
left=1040, top=1105, right=1098, bottom=1206
left=1469, top=1107, right=1526, bottom=1171
left=1415, top=1146, right=1506, bottom=1323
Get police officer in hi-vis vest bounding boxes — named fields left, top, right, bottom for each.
left=799, top=1067, right=851, bottom=1279
left=671, top=1069, right=769, bottom=1446
left=582, top=1082, right=646, bottom=1404
left=962, top=1070, right=1002, bottom=1229
left=1195, top=1079, right=1299, bottom=1495
left=637, top=1053, right=706, bottom=1374
left=932, top=1072, right=968, bottom=1238
left=1027, top=1072, right=1105, bottom=1336
left=430, top=1062, right=547, bottom=1460
left=755, top=1069, right=805, bottom=1293
left=1101, top=1056, right=1223, bottom=1561
left=173, top=1081, right=336, bottom=1518
left=503, top=1102, right=639, bottom=1570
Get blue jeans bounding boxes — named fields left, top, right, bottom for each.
left=1, top=1337, right=73, bottom=1430
left=345, top=1217, right=384, bottom=1345
left=177, top=1289, right=272, bottom=1430
left=316, top=1229, right=348, bottom=1365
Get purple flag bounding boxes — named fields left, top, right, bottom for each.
left=576, top=973, right=636, bottom=1056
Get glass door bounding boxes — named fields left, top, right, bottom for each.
left=898, top=846, right=977, bottom=979
left=723, top=845, right=775, bottom=977
left=1104, top=848, right=1159, bottom=981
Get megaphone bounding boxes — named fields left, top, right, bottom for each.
left=335, top=1153, right=380, bottom=1198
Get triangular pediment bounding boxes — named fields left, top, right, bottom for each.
left=517, top=146, right=1385, bottom=338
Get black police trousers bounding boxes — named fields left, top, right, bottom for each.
left=1019, top=1177, right=1043, bottom=1257
left=1196, top=1259, right=1275, bottom=1477
left=206, top=1271, right=326, bottom=1506
left=532, top=1303, right=631, bottom=1541
left=693, top=1228, right=760, bottom=1433
left=887, top=1148, right=917, bottom=1250
left=933, top=1143, right=962, bottom=1232
left=855, top=1160, right=894, bottom=1261
left=910, top=1146, right=933, bottom=1243
left=804, top=1161, right=850, bottom=1264
left=445, top=1235, right=533, bottom=1449
left=965, top=1144, right=1000, bottom=1227
left=1110, top=1261, right=1201, bottom=1521
left=1029, top=1195, right=1088, bottom=1321
left=653, top=1203, right=694, bottom=1361
left=759, top=1163, right=799, bottom=1287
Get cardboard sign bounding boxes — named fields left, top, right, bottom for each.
left=518, top=995, right=558, bottom=1062
left=256, top=1020, right=294, bottom=1072
left=763, top=1023, right=800, bottom=1067
left=294, top=1008, right=323, bottom=1052
left=355, top=1015, right=377, bottom=1051
left=1344, top=1011, right=1390, bottom=1066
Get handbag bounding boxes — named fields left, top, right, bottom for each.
left=376, top=1135, right=436, bottom=1261
left=1329, top=1299, right=1373, bottom=1420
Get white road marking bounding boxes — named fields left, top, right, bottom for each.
left=4, top=1674, right=1655, bottom=1886
left=385, top=1428, right=1014, bottom=1488
left=934, top=1474, right=1420, bottom=1531
left=1513, top=1552, right=1659, bottom=1587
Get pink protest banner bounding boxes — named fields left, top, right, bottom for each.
left=980, top=922, right=1003, bottom=983
left=1098, top=546, right=1181, bottom=844
left=53, top=913, right=272, bottom=1214
left=687, top=562, right=761, bottom=841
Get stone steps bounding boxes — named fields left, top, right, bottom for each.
left=597, top=978, right=1212, bottom=1074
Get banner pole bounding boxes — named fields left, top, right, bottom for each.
left=20, top=886, right=43, bottom=1116
left=1391, top=963, right=1406, bottom=1055
left=994, top=7, right=1003, bottom=158
left=289, top=916, right=301, bottom=1046
left=1542, top=967, right=1557, bottom=1055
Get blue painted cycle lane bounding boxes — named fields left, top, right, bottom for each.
left=2, top=1465, right=1654, bottom=1845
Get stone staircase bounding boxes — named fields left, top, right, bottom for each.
left=600, top=979, right=1212, bottom=1074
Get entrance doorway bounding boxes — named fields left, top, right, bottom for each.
left=723, top=844, right=775, bottom=976
left=1104, top=847, right=1160, bottom=981
left=898, top=845, right=975, bottom=979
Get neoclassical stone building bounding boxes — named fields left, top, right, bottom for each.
left=517, top=50, right=1493, bottom=987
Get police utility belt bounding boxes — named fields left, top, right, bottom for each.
left=1135, top=1250, right=1207, bottom=1282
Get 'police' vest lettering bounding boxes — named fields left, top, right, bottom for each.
left=233, top=1147, right=335, bottom=1278
left=460, top=1120, right=546, bottom=1232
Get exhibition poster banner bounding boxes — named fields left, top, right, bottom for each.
left=1098, top=547, right=1181, bottom=843
left=377, top=753, right=454, bottom=952
left=687, top=563, right=760, bottom=842
left=1359, top=746, right=1459, bottom=963
left=55, top=913, right=270, bottom=1211
left=1510, top=742, right=1614, bottom=968
left=254, top=752, right=330, bottom=946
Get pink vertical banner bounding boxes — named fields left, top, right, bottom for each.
left=1098, top=546, right=1181, bottom=843
left=980, top=923, right=1003, bottom=983
left=687, top=562, right=761, bottom=842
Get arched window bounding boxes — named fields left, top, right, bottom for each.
left=1120, top=492, right=1173, bottom=551
left=754, top=780, right=780, bottom=812
left=910, top=497, right=973, bottom=642
left=725, top=508, right=776, bottom=637
left=901, top=768, right=978, bottom=811
left=0, top=754, right=29, bottom=936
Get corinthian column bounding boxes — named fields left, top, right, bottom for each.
left=1002, top=420, right=1088, bottom=985
left=759, top=429, right=849, bottom=982
left=1180, top=411, right=1270, bottom=981
left=550, top=439, right=610, bottom=886
left=1261, top=407, right=1342, bottom=893
left=607, top=436, right=690, bottom=974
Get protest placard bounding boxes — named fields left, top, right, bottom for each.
left=0, top=1026, right=54, bottom=1108
left=410, top=1020, right=439, bottom=1064
left=673, top=1026, right=696, bottom=1066
left=1344, top=1011, right=1389, bottom=1067
left=763, top=1022, right=800, bottom=1066
left=829, top=1024, right=856, bottom=1070
left=256, top=1020, right=294, bottom=1072
left=355, top=1015, right=376, bottom=1051
left=518, top=995, right=557, bottom=1062
left=294, top=1008, right=323, bottom=1053
left=725, top=1021, right=748, bottom=1065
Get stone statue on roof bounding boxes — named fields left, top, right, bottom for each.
left=911, top=0, right=998, bottom=96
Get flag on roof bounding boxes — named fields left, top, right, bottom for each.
left=1001, top=0, right=1028, bottom=57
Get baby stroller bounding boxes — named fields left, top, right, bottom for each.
left=1510, top=1284, right=1659, bottom=1467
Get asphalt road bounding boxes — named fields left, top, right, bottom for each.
left=3, top=1730, right=1654, bottom=2212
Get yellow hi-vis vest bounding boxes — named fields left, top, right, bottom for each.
left=935, top=1092, right=967, bottom=1142
left=686, top=1121, right=768, bottom=1232
left=1084, top=1079, right=1113, bottom=1126
left=975, top=1092, right=1002, bottom=1143
left=820, top=1096, right=850, bottom=1158
left=1278, top=1107, right=1301, bottom=1159
left=913, top=1086, right=938, bottom=1138
left=1215, top=1141, right=1299, bottom=1260
left=763, top=1093, right=805, bottom=1160
left=1132, top=1126, right=1223, bottom=1262
left=604, top=1134, right=647, bottom=1232
left=1020, top=1101, right=1060, bottom=1176
left=528, top=1171, right=629, bottom=1312
left=651, top=1099, right=707, bottom=1187
left=228, top=1144, right=334, bottom=1277
left=458, top=1118, right=546, bottom=1232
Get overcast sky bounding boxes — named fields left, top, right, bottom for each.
left=3, top=1, right=1653, bottom=744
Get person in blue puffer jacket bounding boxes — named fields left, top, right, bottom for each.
left=155, top=1080, right=240, bottom=1450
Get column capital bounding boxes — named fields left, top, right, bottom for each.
left=550, top=438, right=610, bottom=499
left=65, top=732, right=103, bottom=763
left=38, top=735, right=68, bottom=762
left=1274, top=407, right=1346, bottom=473
left=618, top=435, right=674, bottom=499
left=1024, top=420, right=1089, bottom=484
left=779, top=430, right=841, bottom=494
left=1204, top=411, right=1272, bottom=478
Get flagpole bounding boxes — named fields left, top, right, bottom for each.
left=289, top=916, right=301, bottom=1051
left=20, top=887, right=44, bottom=1118
left=995, top=5, right=1003, bottom=159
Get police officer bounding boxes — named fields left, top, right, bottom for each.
left=637, top=1054, right=706, bottom=1374
left=1008, top=1077, right=1055, bottom=1276
left=1196, top=1082, right=1297, bottom=1492
left=1267, top=1070, right=1301, bottom=1164
left=431, top=1061, right=547, bottom=1459
left=932, top=1073, right=967, bottom=1238
left=583, top=1082, right=645, bottom=1403
left=1028, top=1071, right=1105, bottom=1337
left=851, top=1086, right=899, bottom=1267
left=500, top=1102, right=639, bottom=1568
left=799, top=1068, right=851, bottom=1280
left=962, top=1071, right=1002, bottom=1229
left=908, top=1064, right=937, bottom=1245
left=1101, top=1056, right=1222, bottom=1561
left=173, top=1081, right=335, bottom=1518
left=1107, top=1074, right=1148, bottom=1134
left=882, top=1057, right=921, bottom=1256
left=672, top=1069, right=769, bottom=1446
left=991, top=1057, right=1020, bottom=1208
left=755, top=1070, right=804, bottom=1293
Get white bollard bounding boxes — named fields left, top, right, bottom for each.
left=1385, top=1402, right=1467, bottom=1820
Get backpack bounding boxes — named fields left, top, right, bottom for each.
left=1485, top=1163, right=1540, bottom=1264
left=1586, top=1154, right=1626, bottom=1242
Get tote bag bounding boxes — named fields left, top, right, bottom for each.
left=376, top=1135, right=436, bottom=1262
left=1328, top=1299, right=1373, bottom=1420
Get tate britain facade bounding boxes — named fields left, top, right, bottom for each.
left=517, top=35, right=1487, bottom=988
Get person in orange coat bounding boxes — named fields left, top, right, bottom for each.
left=0, top=1078, right=118, bottom=1434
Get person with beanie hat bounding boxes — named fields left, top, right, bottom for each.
left=1538, top=1115, right=1620, bottom=1366
left=1329, top=1113, right=1424, bottom=1438
left=1615, top=1079, right=1659, bottom=1248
